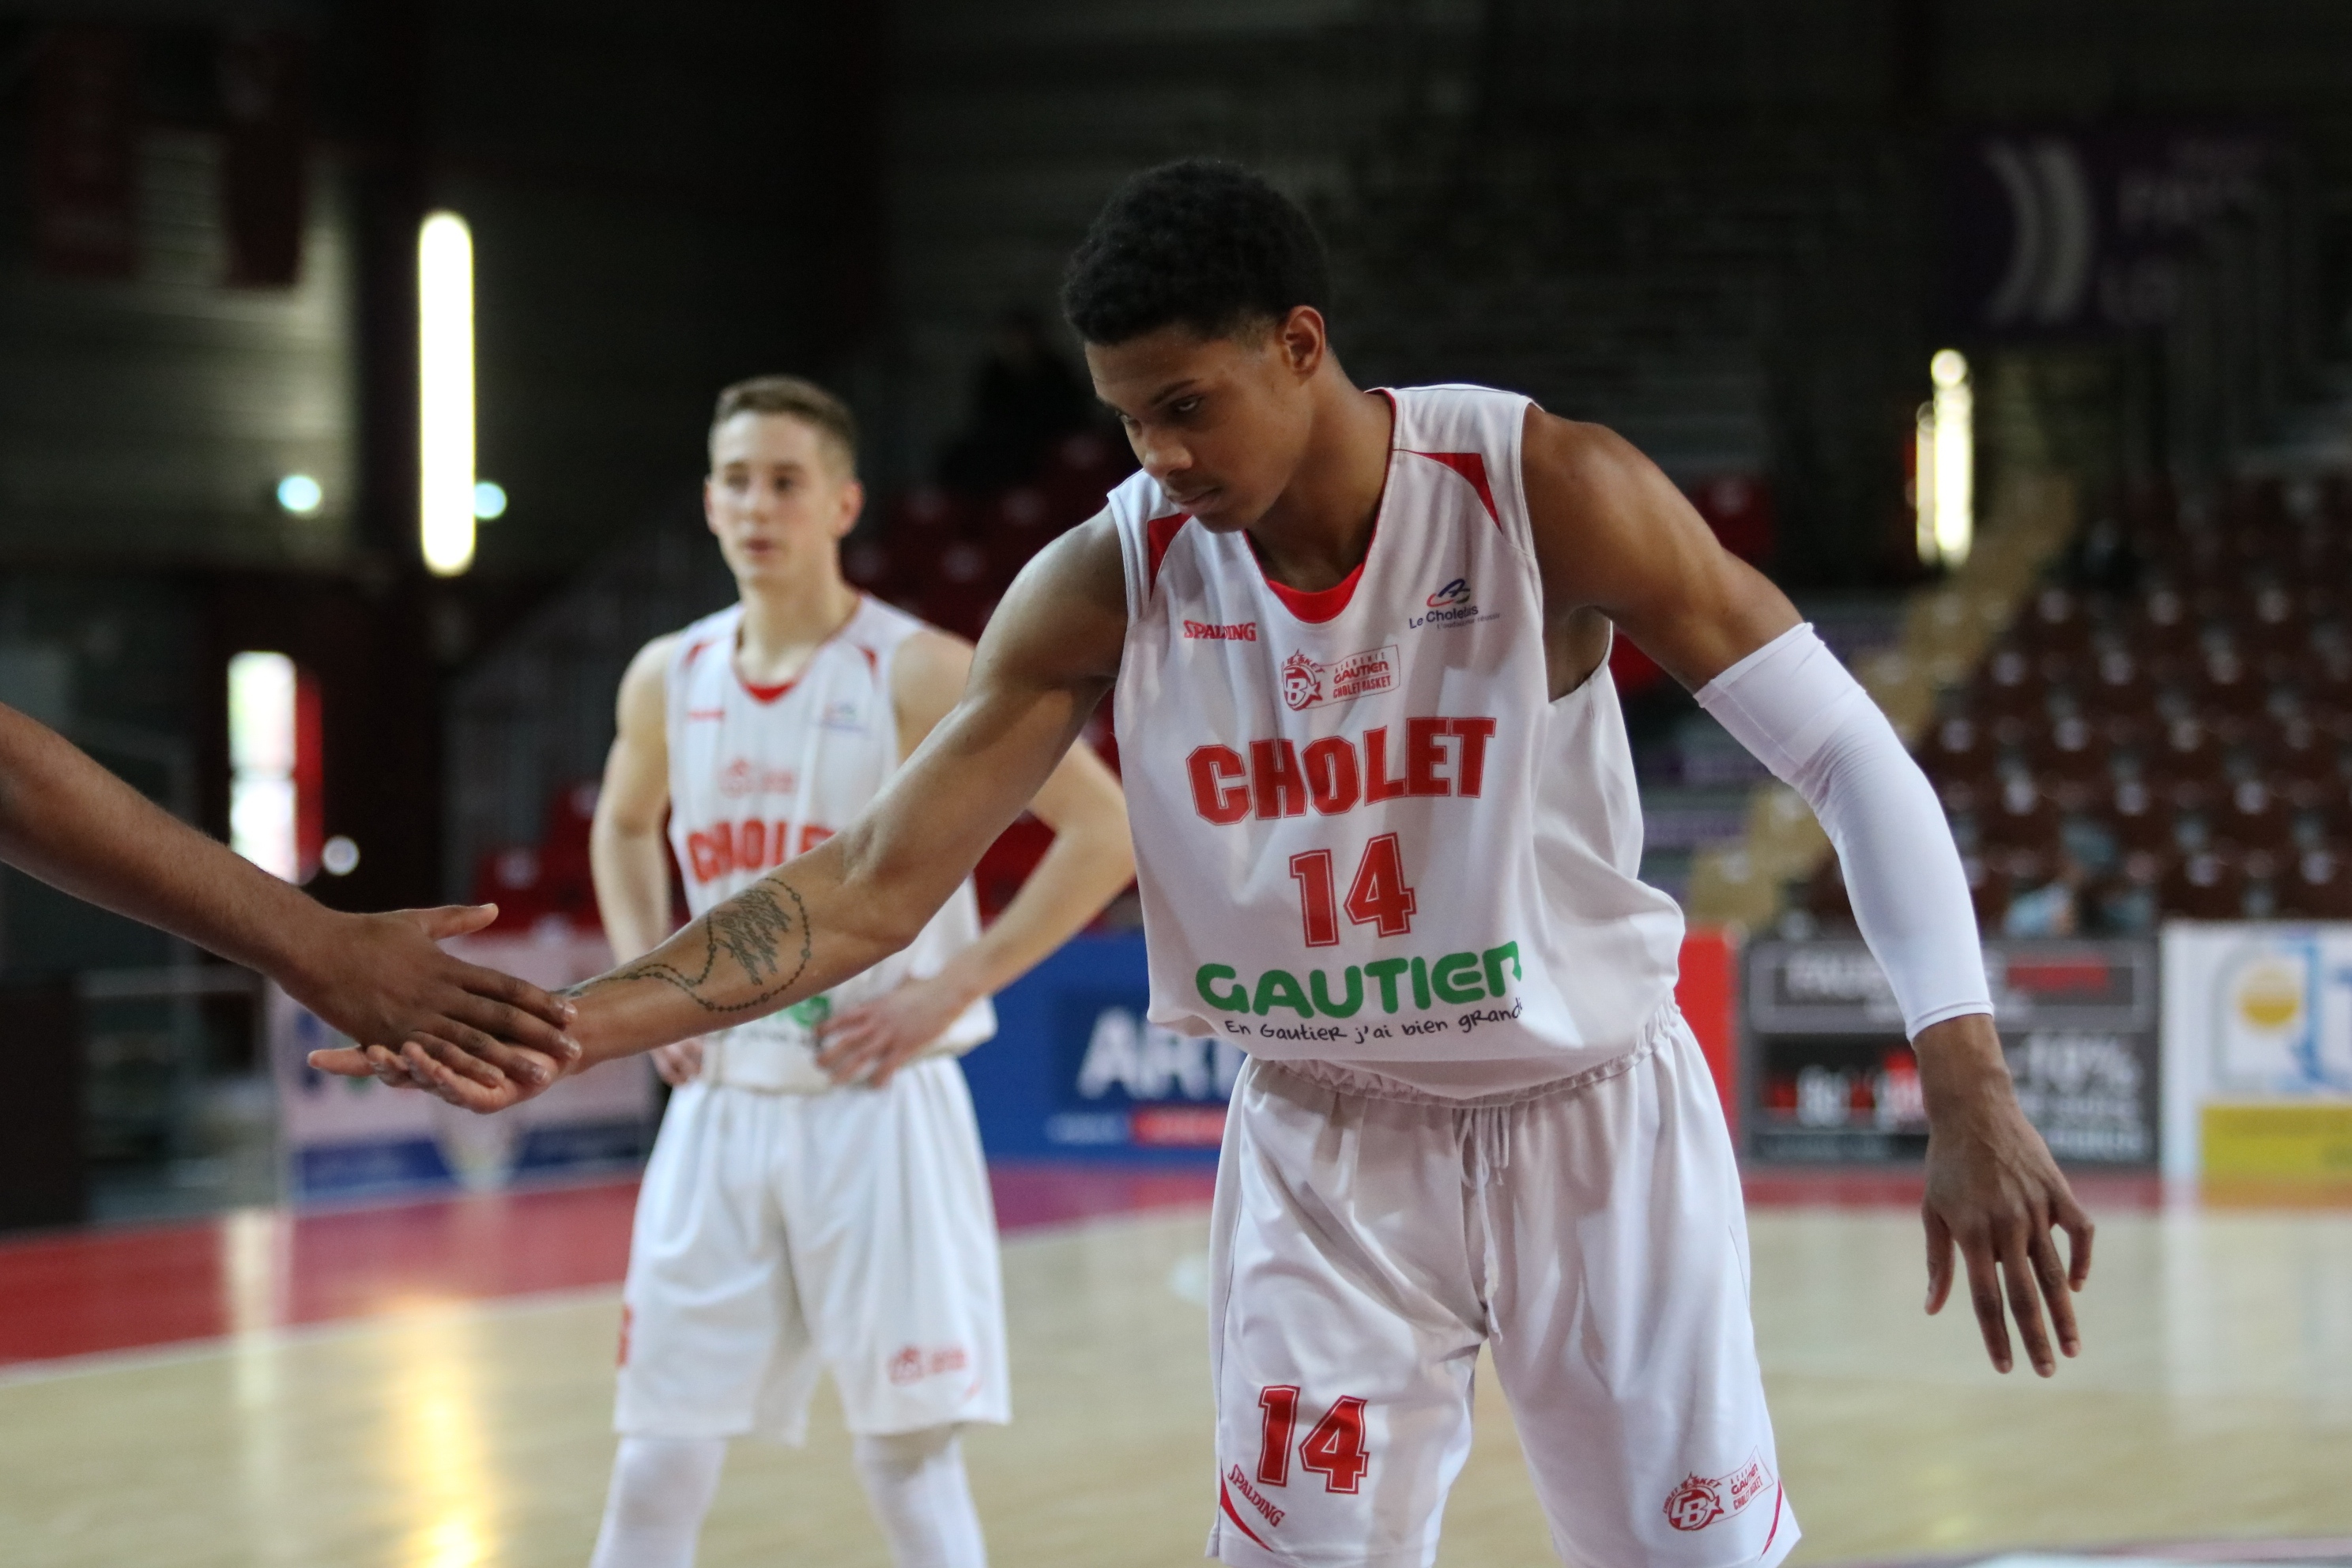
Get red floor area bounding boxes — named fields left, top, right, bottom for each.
left=0, top=1164, right=1221, bottom=1368
left=1, top=1159, right=2177, bottom=1370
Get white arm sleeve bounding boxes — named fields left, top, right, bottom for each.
left=1695, top=623, right=1992, bottom=1038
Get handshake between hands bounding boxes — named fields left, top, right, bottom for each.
left=300, top=903, right=584, bottom=1114
left=302, top=903, right=971, bottom=1113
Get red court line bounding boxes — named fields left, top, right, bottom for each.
left=3, top=1160, right=2196, bottom=1369
left=0, top=1164, right=1219, bottom=1367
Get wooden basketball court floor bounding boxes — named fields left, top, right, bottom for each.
left=2, top=1167, right=2349, bottom=1568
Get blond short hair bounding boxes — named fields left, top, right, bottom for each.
left=709, top=375, right=858, bottom=475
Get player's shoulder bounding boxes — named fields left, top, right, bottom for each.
left=1099, top=463, right=1177, bottom=530
left=621, top=630, right=684, bottom=688
left=650, top=605, right=742, bottom=676
left=1521, top=410, right=1657, bottom=507
left=1388, top=380, right=1534, bottom=437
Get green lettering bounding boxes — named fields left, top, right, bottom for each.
left=1364, top=958, right=1412, bottom=1014
left=1197, top=963, right=1250, bottom=1012
left=1253, top=968, right=1314, bottom=1019
left=1482, top=942, right=1522, bottom=998
left=1410, top=956, right=1431, bottom=1009
left=1432, top=952, right=1484, bottom=1004
left=1309, top=966, right=1364, bottom=1018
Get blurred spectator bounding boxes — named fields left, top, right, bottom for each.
left=938, top=308, right=1094, bottom=492
left=2002, top=866, right=2082, bottom=937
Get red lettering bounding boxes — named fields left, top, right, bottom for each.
left=1362, top=727, right=1411, bottom=802
left=1190, top=718, right=1492, bottom=821
left=688, top=830, right=726, bottom=883
left=1448, top=718, right=1496, bottom=796
left=737, top=818, right=766, bottom=868
left=1288, top=850, right=1340, bottom=947
left=1299, top=1396, right=1370, bottom=1494
left=1302, top=737, right=1359, bottom=815
left=1405, top=717, right=1450, bottom=796
left=1189, top=744, right=1250, bottom=824
left=1250, top=739, right=1306, bottom=819
left=1257, top=1386, right=1299, bottom=1487
left=1343, top=833, right=1417, bottom=936
left=798, top=824, right=833, bottom=854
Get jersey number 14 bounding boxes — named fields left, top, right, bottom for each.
left=1257, top=1385, right=1370, bottom=1494
left=1288, top=835, right=1418, bottom=945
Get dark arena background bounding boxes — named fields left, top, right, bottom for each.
left=1, top=3, right=2349, bottom=1565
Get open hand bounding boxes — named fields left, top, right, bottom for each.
left=1917, top=1015, right=2094, bottom=1377
left=814, top=974, right=974, bottom=1088
left=311, top=1036, right=558, bottom=1114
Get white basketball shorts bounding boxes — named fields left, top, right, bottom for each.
left=1205, top=1010, right=1796, bottom=1568
left=614, top=1056, right=1009, bottom=1442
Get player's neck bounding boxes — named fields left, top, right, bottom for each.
left=1246, top=377, right=1394, bottom=594
left=733, top=567, right=860, bottom=685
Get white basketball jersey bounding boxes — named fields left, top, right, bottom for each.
left=665, top=597, right=994, bottom=1093
left=1108, top=383, right=1683, bottom=1092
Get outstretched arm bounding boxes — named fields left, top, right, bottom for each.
left=1519, top=409, right=2092, bottom=1379
left=812, top=626, right=1135, bottom=1087
left=0, top=702, right=576, bottom=1077
left=345, top=514, right=1131, bottom=1108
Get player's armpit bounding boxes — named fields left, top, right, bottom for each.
left=1515, top=409, right=1800, bottom=691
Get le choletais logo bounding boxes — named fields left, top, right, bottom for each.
left=1412, top=577, right=1492, bottom=631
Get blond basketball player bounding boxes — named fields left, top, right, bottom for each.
left=579, top=377, right=1132, bottom=1568
left=339, top=166, right=2092, bottom=1568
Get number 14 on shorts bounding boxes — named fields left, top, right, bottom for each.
left=1257, top=1386, right=1369, bottom=1493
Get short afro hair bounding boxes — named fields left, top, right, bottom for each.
left=1061, top=160, right=1331, bottom=347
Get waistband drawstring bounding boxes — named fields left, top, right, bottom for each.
left=1461, top=1103, right=1513, bottom=1193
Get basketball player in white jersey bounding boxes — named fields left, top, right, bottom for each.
left=339, top=165, right=2094, bottom=1568
left=579, top=376, right=1133, bottom=1568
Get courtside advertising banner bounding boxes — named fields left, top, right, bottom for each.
left=1745, top=938, right=2160, bottom=1166
left=270, top=932, right=658, bottom=1200
left=2159, top=922, right=2352, bottom=1182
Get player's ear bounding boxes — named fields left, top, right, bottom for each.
left=835, top=477, right=865, bottom=540
left=703, top=475, right=722, bottom=537
left=1276, top=305, right=1326, bottom=382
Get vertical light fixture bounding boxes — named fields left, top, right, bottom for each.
left=417, top=210, right=476, bottom=576
left=228, top=652, right=298, bottom=881
left=1928, top=349, right=1973, bottom=566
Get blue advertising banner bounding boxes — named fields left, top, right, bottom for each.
left=963, top=931, right=1232, bottom=1163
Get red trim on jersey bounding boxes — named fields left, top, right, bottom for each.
left=1400, top=448, right=1501, bottom=526
left=1218, top=1479, right=1273, bottom=1551
left=1761, top=1484, right=1786, bottom=1555
left=1243, top=388, right=1397, bottom=624
left=731, top=594, right=869, bottom=705
left=680, top=637, right=716, bottom=670
left=1144, top=513, right=1189, bottom=594
left=1253, top=537, right=1372, bottom=624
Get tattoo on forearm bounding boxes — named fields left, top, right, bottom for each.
left=566, top=880, right=813, bottom=1014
